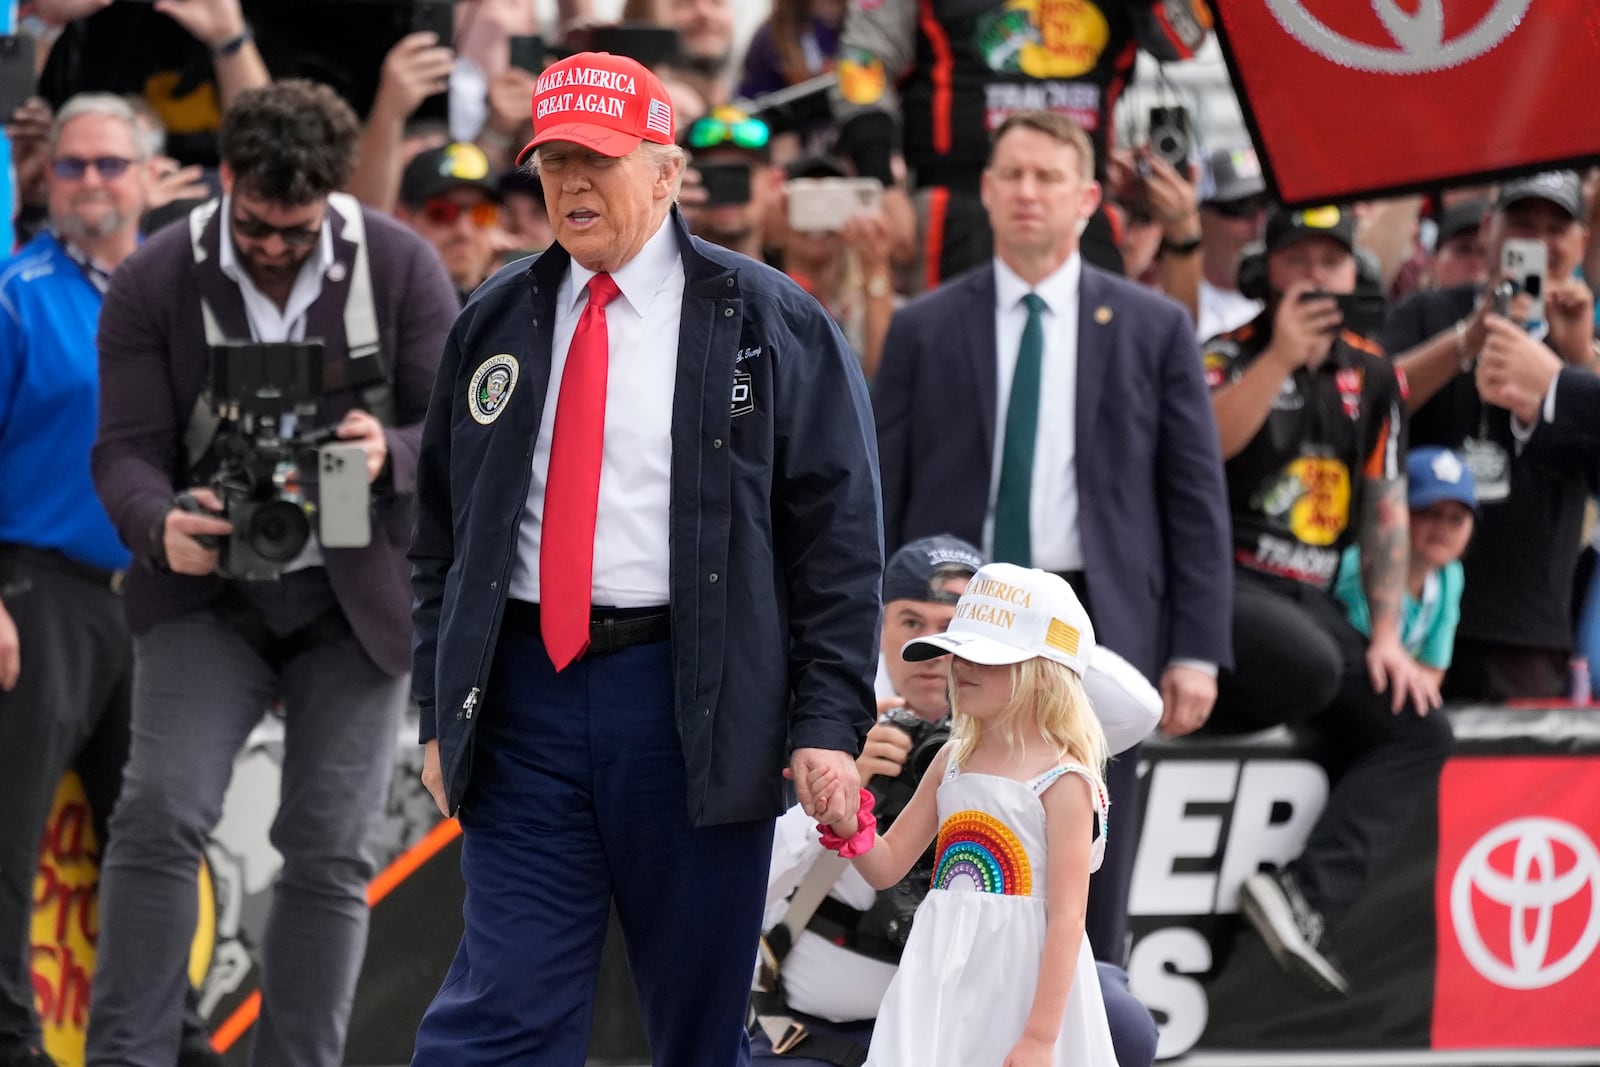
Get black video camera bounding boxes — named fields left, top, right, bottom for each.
left=183, top=341, right=369, bottom=581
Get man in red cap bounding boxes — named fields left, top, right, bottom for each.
left=409, top=51, right=884, bottom=1064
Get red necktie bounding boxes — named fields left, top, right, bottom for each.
left=541, top=273, right=621, bottom=670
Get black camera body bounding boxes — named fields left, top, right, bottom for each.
left=1148, top=105, right=1191, bottom=169
left=870, top=707, right=952, bottom=824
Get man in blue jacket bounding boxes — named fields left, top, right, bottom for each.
left=410, top=51, right=883, bottom=1066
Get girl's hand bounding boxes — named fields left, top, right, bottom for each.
left=782, top=761, right=840, bottom=817
left=1002, top=1034, right=1054, bottom=1067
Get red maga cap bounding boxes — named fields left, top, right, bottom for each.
left=517, top=51, right=675, bottom=165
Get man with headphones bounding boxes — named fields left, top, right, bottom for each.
left=1199, top=205, right=1451, bottom=999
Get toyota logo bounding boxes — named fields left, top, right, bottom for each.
left=1450, top=817, right=1600, bottom=990
left=1266, top=0, right=1532, bottom=74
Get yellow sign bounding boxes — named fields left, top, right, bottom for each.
left=1018, top=0, right=1110, bottom=79
left=837, top=52, right=887, bottom=105
left=1285, top=457, right=1352, bottom=546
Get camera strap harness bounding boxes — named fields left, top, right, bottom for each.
left=182, top=193, right=395, bottom=471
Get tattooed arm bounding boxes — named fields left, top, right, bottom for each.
left=1358, top=473, right=1440, bottom=715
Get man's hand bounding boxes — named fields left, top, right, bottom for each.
left=147, top=157, right=211, bottom=213
left=152, top=0, right=246, bottom=50
left=1139, top=151, right=1200, bottom=243
left=1158, top=663, right=1216, bottom=737
left=482, top=67, right=539, bottom=146
left=1366, top=632, right=1441, bottom=715
left=337, top=409, right=390, bottom=483
left=840, top=210, right=893, bottom=278
left=1476, top=314, right=1563, bottom=425
left=372, top=32, right=456, bottom=123
left=788, top=747, right=861, bottom=824
left=1265, top=281, right=1343, bottom=370
left=1544, top=276, right=1597, bottom=367
left=164, top=487, right=233, bottom=576
left=0, top=596, right=19, bottom=692
left=855, top=708, right=912, bottom=786
left=7, top=99, right=54, bottom=208
left=421, top=739, right=450, bottom=816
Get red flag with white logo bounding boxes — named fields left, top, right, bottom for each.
left=1434, top=757, right=1600, bottom=1049
left=1210, top=0, right=1600, bottom=205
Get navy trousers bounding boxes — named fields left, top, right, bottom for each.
left=412, top=630, right=775, bottom=1066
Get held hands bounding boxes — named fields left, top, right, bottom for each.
left=1158, top=663, right=1217, bottom=737
left=163, top=486, right=232, bottom=576
left=374, top=32, right=456, bottom=123
left=786, top=747, right=861, bottom=826
left=1475, top=315, right=1563, bottom=425
left=1366, top=631, right=1441, bottom=716
left=152, top=0, right=246, bottom=50
left=1266, top=281, right=1342, bottom=371
left=337, top=409, right=389, bottom=483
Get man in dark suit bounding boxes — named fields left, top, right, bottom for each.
left=88, top=80, right=458, bottom=1066
left=873, top=110, right=1232, bottom=967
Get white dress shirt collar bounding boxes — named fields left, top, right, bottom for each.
left=993, top=252, right=1081, bottom=318
left=563, top=215, right=680, bottom=317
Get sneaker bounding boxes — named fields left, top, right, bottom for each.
left=0, top=1040, right=56, bottom=1067
left=1238, top=867, right=1351, bottom=997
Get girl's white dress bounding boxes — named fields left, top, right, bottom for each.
left=864, top=760, right=1120, bottom=1067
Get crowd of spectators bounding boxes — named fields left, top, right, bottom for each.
left=2, top=0, right=1599, bottom=1063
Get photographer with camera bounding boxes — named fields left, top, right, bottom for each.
left=1385, top=173, right=1596, bottom=703
left=757, top=536, right=1161, bottom=1067
left=87, top=80, right=457, bottom=1067
left=1204, top=204, right=1451, bottom=998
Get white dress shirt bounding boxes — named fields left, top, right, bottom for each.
left=1196, top=278, right=1262, bottom=342
left=218, top=196, right=337, bottom=572
left=508, top=219, right=683, bottom=606
left=985, top=254, right=1083, bottom=572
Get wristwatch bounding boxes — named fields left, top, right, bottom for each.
left=1159, top=233, right=1204, bottom=256
left=865, top=274, right=892, bottom=300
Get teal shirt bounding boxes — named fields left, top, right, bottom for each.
left=1334, top=545, right=1464, bottom=669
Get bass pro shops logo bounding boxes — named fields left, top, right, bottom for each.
left=1266, top=0, right=1532, bottom=74
left=1449, top=816, right=1600, bottom=990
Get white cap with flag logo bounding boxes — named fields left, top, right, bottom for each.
left=901, top=563, right=1095, bottom=676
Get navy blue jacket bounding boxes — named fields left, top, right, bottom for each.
left=411, top=209, right=883, bottom=825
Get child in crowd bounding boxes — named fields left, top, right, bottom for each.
left=1335, top=446, right=1477, bottom=691
left=799, top=563, right=1118, bottom=1066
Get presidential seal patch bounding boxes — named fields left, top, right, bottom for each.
left=469, top=354, right=519, bottom=425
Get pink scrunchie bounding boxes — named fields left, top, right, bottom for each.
left=817, top=788, right=877, bottom=858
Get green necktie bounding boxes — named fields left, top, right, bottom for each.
left=994, top=292, right=1046, bottom=566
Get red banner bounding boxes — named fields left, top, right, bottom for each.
left=1434, top=757, right=1600, bottom=1050
left=1211, top=0, right=1600, bottom=205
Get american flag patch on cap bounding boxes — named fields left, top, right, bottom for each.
left=645, top=98, right=672, bottom=137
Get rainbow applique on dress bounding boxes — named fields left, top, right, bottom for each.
left=932, top=809, right=1032, bottom=895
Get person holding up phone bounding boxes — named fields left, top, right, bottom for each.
left=1385, top=172, right=1596, bottom=703
left=680, top=105, right=779, bottom=261
left=1203, top=204, right=1449, bottom=999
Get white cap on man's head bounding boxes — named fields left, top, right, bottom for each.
left=901, top=563, right=1095, bottom=676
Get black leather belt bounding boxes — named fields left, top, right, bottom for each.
left=0, top=542, right=125, bottom=594
left=502, top=600, right=671, bottom=657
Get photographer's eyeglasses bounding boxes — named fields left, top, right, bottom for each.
left=422, top=198, right=499, bottom=229
left=686, top=109, right=771, bottom=152
left=231, top=211, right=324, bottom=249
left=51, top=156, right=134, bottom=180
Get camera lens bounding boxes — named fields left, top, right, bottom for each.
left=247, top=499, right=311, bottom=562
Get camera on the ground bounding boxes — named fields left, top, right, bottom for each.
left=184, top=341, right=371, bottom=581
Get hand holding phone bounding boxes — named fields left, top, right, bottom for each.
left=787, top=177, right=884, bottom=233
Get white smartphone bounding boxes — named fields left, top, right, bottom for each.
left=316, top=443, right=371, bottom=549
left=786, top=177, right=883, bottom=233
left=1499, top=238, right=1548, bottom=324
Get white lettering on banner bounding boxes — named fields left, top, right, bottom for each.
left=1250, top=532, right=1340, bottom=584
left=1127, top=928, right=1211, bottom=1061
left=1450, top=816, right=1600, bottom=990
left=535, top=68, right=638, bottom=95
left=1265, top=0, right=1531, bottom=75
left=1129, top=759, right=1329, bottom=915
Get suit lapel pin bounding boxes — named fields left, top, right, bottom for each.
left=1094, top=306, right=1113, bottom=325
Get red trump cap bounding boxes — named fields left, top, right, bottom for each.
left=518, top=51, right=675, bottom=165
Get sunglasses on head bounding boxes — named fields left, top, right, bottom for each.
left=422, top=198, right=498, bottom=228
left=51, top=156, right=134, bottom=180
left=686, top=113, right=771, bottom=152
left=1208, top=196, right=1268, bottom=220
left=230, top=211, right=323, bottom=248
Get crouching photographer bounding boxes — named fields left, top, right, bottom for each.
left=89, top=80, right=458, bottom=1067
left=756, top=537, right=1163, bottom=1067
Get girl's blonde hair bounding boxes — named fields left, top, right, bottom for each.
left=947, top=657, right=1109, bottom=786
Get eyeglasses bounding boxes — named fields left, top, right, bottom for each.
left=422, top=198, right=499, bottom=229
left=51, top=156, right=135, bottom=180
left=686, top=111, right=771, bottom=152
left=230, top=211, right=324, bottom=248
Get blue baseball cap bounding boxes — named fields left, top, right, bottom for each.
left=1408, top=447, right=1478, bottom=513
